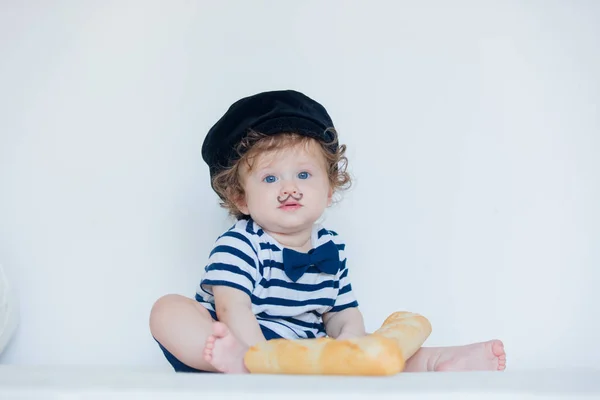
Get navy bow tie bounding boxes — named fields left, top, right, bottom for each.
left=282, top=240, right=340, bottom=282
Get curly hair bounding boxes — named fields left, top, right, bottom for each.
left=211, top=129, right=352, bottom=219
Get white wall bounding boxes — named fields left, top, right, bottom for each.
left=0, top=0, right=598, bottom=370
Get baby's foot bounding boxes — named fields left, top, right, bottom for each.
left=434, top=340, right=506, bottom=371
left=203, top=322, right=249, bottom=373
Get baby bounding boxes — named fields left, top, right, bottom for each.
left=149, top=90, right=507, bottom=374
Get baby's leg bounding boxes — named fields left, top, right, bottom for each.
left=404, top=340, right=506, bottom=372
left=149, top=294, right=218, bottom=372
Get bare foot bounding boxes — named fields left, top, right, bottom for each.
left=203, top=322, right=249, bottom=373
left=433, top=340, right=506, bottom=371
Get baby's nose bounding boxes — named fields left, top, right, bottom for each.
left=281, top=182, right=299, bottom=196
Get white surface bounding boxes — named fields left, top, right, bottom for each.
left=0, top=366, right=599, bottom=400
left=0, top=1, right=599, bottom=369
left=0, top=264, right=18, bottom=354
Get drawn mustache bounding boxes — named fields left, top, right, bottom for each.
left=277, top=193, right=303, bottom=203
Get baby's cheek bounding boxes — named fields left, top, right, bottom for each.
left=305, top=178, right=328, bottom=190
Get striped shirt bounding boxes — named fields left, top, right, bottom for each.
left=195, top=218, right=358, bottom=339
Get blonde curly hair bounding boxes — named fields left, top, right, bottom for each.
left=211, top=129, right=352, bottom=219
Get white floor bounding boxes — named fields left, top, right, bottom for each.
left=0, top=366, right=599, bottom=400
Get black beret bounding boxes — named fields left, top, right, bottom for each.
left=201, top=90, right=337, bottom=184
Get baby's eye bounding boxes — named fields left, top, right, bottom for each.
left=298, top=171, right=311, bottom=179
left=263, top=175, right=278, bottom=183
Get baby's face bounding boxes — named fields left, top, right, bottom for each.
left=237, top=140, right=332, bottom=235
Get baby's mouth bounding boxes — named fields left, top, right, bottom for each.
left=279, top=202, right=302, bottom=210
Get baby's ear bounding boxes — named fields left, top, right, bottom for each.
left=327, top=186, right=334, bottom=206
left=235, top=195, right=250, bottom=216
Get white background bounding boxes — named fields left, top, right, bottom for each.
left=0, top=1, right=598, bottom=371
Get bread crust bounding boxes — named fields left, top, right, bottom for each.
left=244, top=311, right=432, bottom=375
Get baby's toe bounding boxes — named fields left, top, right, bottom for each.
left=212, top=321, right=229, bottom=338
left=498, top=355, right=507, bottom=370
left=491, top=340, right=505, bottom=357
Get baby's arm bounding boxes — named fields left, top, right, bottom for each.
left=213, top=286, right=266, bottom=348
left=323, top=307, right=366, bottom=340
left=323, top=233, right=363, bottom=340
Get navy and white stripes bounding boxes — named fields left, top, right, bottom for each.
left=196, top=218, right=358, bottom=339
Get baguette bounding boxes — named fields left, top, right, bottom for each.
left=372, top=311, right=432, bottom=361
left=243, top=311, right=432, bottom=375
